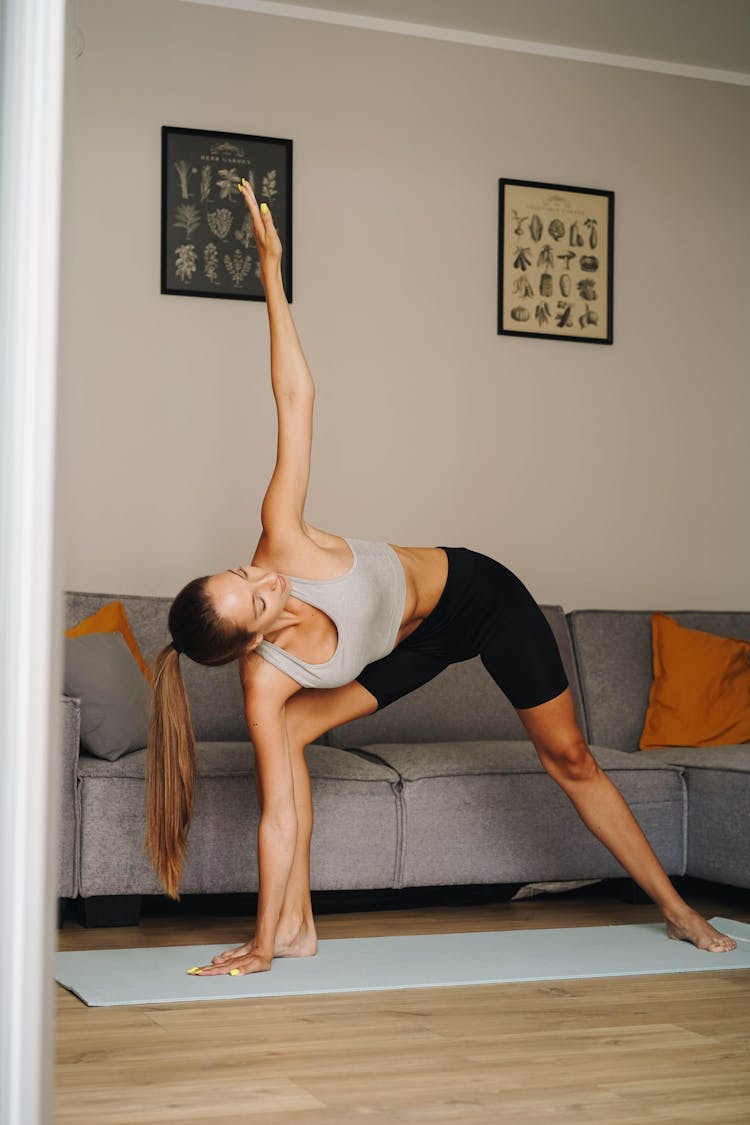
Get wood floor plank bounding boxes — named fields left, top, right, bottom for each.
left=54, top=1075, right=325, bottom=1123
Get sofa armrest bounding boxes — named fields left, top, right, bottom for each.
left=59, top=695, right=81, bottom=898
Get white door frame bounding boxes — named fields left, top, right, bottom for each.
left=0, top=0, right=69, bottom=1121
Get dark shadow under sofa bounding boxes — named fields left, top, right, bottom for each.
left=59, top=592, right=750, bottom=927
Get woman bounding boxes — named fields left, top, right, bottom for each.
left=146, top=181, right=735, bottom=976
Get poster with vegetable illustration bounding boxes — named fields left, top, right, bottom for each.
left=161, top=126, right=292, bottom=301
left=498, top=179, right=614, bottom=344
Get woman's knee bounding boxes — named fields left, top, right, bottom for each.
left=284, top=702, right=320, bottom=752
left=535, top=737, right=600, bottom=783
left=515, top=688, right=598, bottom=781
left=539, top=738, right=598, bottom=783
left=285, top=682, right=378, bottom=751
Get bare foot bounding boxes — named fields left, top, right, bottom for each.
left=210, top=919, right=318, bottom=965
left=274, top=917, right=318, bottom=959
left=666, top=909, right=737, bottom=953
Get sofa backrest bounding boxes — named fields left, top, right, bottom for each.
left=326, top=606, right=587, bottom=748
left=64, top=595, right=586, bottom=749
left=567, top=609, right=750, bottom=753
left=64, top=592, right=248, bottom=741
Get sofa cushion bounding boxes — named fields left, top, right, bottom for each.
left=327, top=607, right=587, bottom=749
left=78, top=741, right=399, bottom=781
left=64, top=632, right=151, bottom=760
left=350, top=741, right=686, bottom=888
left=65, top=592, right=249, bottom=741
left=356, top=741, right=683, bottom=782
left=641, top=746, right=750, bottom=772
left=76, top=743, right=403, bottom=897
left=66, top=598, right=153, bottom=683
left=567, top=610, right=750, bottom=753
left=639, top=613, right=750, bottom=749
left=642, top=746, right=750, bottom=889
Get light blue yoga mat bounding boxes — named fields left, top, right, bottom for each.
left=55, top=916, right=750, bottom=1007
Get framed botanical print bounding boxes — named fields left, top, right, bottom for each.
left=161, top=125, right=292, bottom=301
left=498, top=178, right=614, bottom=344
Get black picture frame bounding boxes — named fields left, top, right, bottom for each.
left=161, top=125, right=292, bottom=301
left=498, top=178, right=614, bottom=344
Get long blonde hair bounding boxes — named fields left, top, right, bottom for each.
left=145, top=576, right=257, bottom=899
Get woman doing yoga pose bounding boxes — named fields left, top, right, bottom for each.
left=146, top=182, right=735, bottom=975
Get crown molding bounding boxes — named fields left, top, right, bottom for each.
left=178, top=0, right=750, bottom=86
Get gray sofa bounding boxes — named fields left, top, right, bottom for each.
left=60, top=592, right=750, bottom=926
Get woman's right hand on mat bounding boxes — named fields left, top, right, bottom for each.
left=238, top=178, right=282, bottom=275
left=187, top=941, right=271, bottom=977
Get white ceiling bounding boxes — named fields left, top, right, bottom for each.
left=186, top=0, right=750, bottom=82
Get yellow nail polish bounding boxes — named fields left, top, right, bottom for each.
left=229, top=968, right=241, bottom=976
left=187, top=966, right=200, bottom=974
left=260, top=203, right=269, bottom=214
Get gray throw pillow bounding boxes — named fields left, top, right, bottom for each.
left=64, top=632, right=151, bottom=760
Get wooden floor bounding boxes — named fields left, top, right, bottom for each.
left=56, top=882, right=750, bottom=1124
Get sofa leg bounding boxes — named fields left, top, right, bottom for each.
left=75, top=895, right=143, bottom=928
left=608, top=877, right=653, bottom=905
left=57, top=898, right=69, bottom=929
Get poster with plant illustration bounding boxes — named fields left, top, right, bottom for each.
left=161, top=126, right=292, bottom=301
left=498, top=179, right=614, bottom=344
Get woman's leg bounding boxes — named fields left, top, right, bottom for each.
left=471, top=555, right=735, bottom=952
left=515, top=687, right=736, bottom=952
left=212, top=680, right=378, bottom=965
left=274, top=681, right=379, bottom=951
left=274, top=646, right=450, bottom=951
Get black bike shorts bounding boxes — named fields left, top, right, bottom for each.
left=356, top=547, right=569, bottom=712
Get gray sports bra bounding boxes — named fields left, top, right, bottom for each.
left=255, top=537, right=406, bottom=689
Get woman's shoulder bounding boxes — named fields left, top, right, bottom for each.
left=239, top=648, right=301, bottom=707
left=251, top=523, right=355, bottom=580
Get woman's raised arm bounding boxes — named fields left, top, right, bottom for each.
left=240, top=181, right=314, bottom=544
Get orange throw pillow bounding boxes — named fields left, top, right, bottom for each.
left=639, top=612, right=750, bottom=749
left=66, top=601, right=153, bottom=686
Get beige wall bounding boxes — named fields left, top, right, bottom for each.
left=60, top=0, right=750, bottom=609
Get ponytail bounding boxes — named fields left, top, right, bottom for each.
left=144, top=573, right=257, bottom=899
left=145, top=644, right=196, bottom=900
